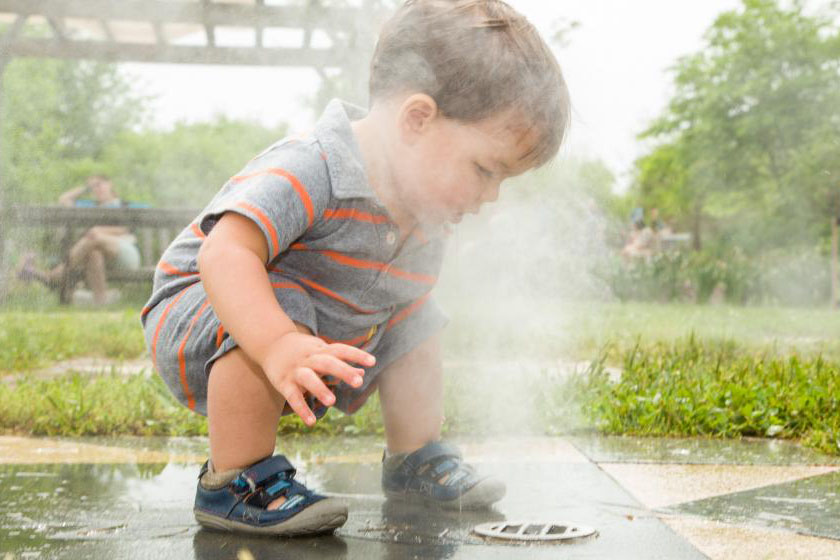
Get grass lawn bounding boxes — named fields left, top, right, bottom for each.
left=2, top=297, right=838, bottom=454
left=4, top=298, right=838, bottom=372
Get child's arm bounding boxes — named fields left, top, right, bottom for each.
left=198, top=213, right=376, bottom=425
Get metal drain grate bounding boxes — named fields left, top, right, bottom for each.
left=473, top=520, right=597, bottom=542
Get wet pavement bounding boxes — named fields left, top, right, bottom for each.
left=1, top=434, right=839, bottom=559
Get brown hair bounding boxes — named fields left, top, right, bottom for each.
left=369, top=0, right=570, bottom=167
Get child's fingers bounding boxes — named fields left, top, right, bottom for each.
left=307, top=354, right=365, bottom=388
left=295, top=367, right=337, bottom=408
left=279, top=377, right=317, bottom=426
left=325, top=343, right=376, bottom=368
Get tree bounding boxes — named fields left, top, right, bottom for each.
left=1, top=58, right=147, bottom=203
left=632, top=0, right=840, bottom=253
left=100, top=117, right=287, bottom=207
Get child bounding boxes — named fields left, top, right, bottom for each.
left=141, top=0, right=569, bottom=536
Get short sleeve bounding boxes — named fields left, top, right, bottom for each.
left=200, top=142, right=331, bottom=261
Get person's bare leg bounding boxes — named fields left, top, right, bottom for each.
left=67, top=227, right=122, bottom=268
left=378, top=334, right=444, bottom=454
left=61, top=228, right=123, bottom=302
left=207, top=322, right=311, bottom=509
left=84, top=249, right=108, bottom=305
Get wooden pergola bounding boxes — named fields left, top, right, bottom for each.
left=0, top=0, right=383, bottom=295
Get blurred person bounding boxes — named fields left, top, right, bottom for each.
left=621, top=220, right=655, bottom=260
left=17, top=174, right=141, bottom=305
left=141, top=0, right=569, bottom=537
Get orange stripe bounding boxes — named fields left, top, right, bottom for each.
left=319, top=325, right=377, bottom=348
left=268, top=266, right=382, bottom=315
left=177, top=300, right=210, bottom=411
left=231, top=168, right=314, bottom=227
left=271, top=281, right=306, bottom=293
left=190, top=222, right=206, bottom=239
left=215, top=325, right=225, bottom=348
left=158, top=260, right=198, bottom=278
left=297, top=249, right=436, bottom=286
left=234, top=201, right=280, bottom=257
left=151, top=287, right=191, bottom=369
left=319, top=333, right=369, bottom=347
left=387, top=293, right=431, bottom=330
left=141, top=306, right=151, bottom=318
left=323, top=208, right=390, bottom=224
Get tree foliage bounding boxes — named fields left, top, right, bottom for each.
left=1, top=59, right=147, bottom=203
left=1, top=58, right=286, bottom=208
left=633, top=0, right=840, bottom=252
left=100, top=118, right=286, bottom=207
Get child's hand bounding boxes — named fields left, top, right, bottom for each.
left=260, top=332, right=376, bottom=426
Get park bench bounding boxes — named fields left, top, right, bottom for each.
left=1, top=205, right=198, bottom=303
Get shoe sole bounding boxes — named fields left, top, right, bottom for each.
left=194, top=498, right=348, bottom=536
left=385, top=478, right=506, bottom=510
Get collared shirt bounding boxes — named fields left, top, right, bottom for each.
left=143, top=99, right=447, bottom=351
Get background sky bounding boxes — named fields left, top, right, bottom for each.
left=122, top=0, right=743, bottom=191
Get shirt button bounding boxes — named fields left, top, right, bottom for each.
left=385, top=231, right=397, bottom=245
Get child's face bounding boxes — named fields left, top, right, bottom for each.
left=391, top=103, right=537, bottom=225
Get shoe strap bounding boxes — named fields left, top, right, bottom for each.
left=400, top=441, right=462, bottom=475
left=236, top=455, right=296, bottom=493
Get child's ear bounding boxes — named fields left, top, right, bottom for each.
left=397, top=93, right=439, bottom=142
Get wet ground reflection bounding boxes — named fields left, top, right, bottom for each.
left=9, top=435, right=835, bottom=558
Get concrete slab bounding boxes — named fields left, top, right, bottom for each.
left=0, top=436, right=206, bottom=465
left=599, top=463, right=839, bottom=509
left=662, top=515, right=840, bottom=560
left=569, top=435, right=840, bottom=466
left=0, top=436, right=704, bottom=559
left=667, top=470, right=840, bottom=541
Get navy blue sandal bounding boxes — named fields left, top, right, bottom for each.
left=381, top=441, right=505, bottom=510
left=194, top=454, right=347, bottom=536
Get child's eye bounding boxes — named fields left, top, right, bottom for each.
left=475, top=163, right=493, bottom=179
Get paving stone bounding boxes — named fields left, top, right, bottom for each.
left=666, top=470, right=840, bottom=541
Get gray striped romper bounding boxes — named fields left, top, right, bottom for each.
left=140, top=99, right=448, bottom=417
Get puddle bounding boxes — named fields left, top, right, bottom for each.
left=0, top=436, right=705, bottom=559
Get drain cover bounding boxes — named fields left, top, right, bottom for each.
left=473, top=520, right=597, bottom=542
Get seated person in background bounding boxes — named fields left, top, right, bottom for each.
left=17, top=174, right=141, bottom=305
left=621, top=219, right=655, bottom=260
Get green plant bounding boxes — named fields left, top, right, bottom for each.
left=559, top=336, right=840, bottom=455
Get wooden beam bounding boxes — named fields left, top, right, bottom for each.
left=5, top=38, right=342, bottom=67
left=0, top=14, right=25, bottom=46
left=45, top=16, right=66, bottom=42
left=0, top=59, right=7, bottom=300
left=152, top=21, right=165, bottom=46
left=0, top=0, right=351, bottom=31
left=4, top=206, right=199, bottom=229
left=833, top=210, right=839, bottom=309
left=100, top=19, right=115, bottom=42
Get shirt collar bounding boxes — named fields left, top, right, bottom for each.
left=313, top=99, right=448, bottom=242
left=314, top=99, right=381, bottom=202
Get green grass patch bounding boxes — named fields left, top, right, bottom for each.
left=0, top=367, right=484, bottom=438
left=0, top=308, right=146, bottom=371
left=559, top=336, right=840, bottom=455
left=0, top=370, right=387, bottom=437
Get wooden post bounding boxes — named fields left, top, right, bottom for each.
left=0, top=57, right=9, bottom=302
left=832, top=211, right=839, bottom=309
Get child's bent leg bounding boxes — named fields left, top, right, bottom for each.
left=377, top=333, right=444, bottom=454
left=207, top=347, right=285, bottom=472
left=207, top=322, right=311, bottom=472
